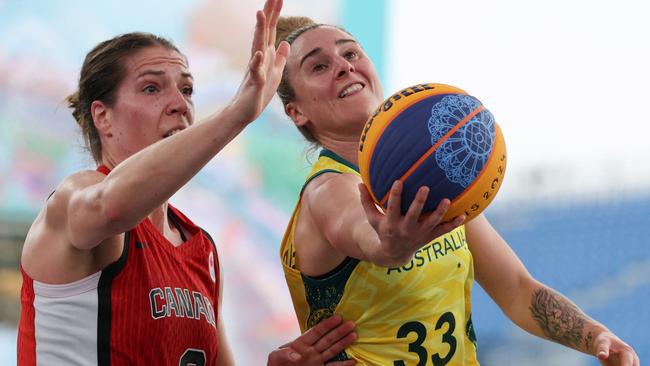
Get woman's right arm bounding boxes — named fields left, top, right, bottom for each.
left=301, top=173, right=464, bottom=268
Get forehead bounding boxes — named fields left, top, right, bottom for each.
left=289, top=26, right=358, bottom=61
left=123, top=46, right=189, bottom=74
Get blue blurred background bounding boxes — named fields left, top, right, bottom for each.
left=0, top=0, right=648, bottom=365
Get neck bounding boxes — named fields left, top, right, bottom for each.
left=100, top=151, right=119, bottom=171
left=319, top=138, right=359, bottom=166
left=148, top=202, right=169, bottom=231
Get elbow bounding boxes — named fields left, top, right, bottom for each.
left=102, top=202, right=134, bottom=233
left=96, top=179, right=141, bottom=232
left=78, top=188, right=132, bottom=233
left=501, top=276, right=542, bottom=323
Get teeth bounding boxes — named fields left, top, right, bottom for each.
left=339, top=83, right=363, bottom=98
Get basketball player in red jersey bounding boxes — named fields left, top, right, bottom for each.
left=16, top=0, right=356, bottom=365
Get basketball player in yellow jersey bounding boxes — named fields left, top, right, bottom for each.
left=273, top=15, right=639, bottom=366
left=281, top=150, right=477, bottom=365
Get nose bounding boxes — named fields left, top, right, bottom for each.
left=335, top=59, right=355, bottom=79
left=166, top=88, right=190, bottom=116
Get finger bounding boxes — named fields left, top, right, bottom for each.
left=634, top=353, right=641, bottom=366
left=261, top=0, right=275, bottom=47
left=619, top=350, right=635, bottom=366
left=298, top=315, right=344, bottom=346
left=267, top=347, right=300, bottom=366
left=358, top=183, right=382, bottom=226
left=420, top=198, right=451, bottom=228
left=313, top=320, right=355, bottom=352
left=274, top=40, right=290, bottom=68
left=267, top=0, right=283, bottom=47
left=248, top=50, right=264, bottom=83
left=251, top=10, right=267, bottom=56
left=427, top=216, right=465, bottom=239
left=385, top=180, right=403, bottom=221
left=318, top=328, right=357, bottom=361
left=608, top=352, right=634, bottom=366
left=403, top=186, right=429, bottom=223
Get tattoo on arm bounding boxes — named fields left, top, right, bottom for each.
left=529, top=287, right=593, bottom=352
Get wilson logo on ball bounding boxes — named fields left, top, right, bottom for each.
left=358, top=83, right=507, bottom=222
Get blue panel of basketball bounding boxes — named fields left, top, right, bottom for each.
left=368, top=94, right=455, bottom=202
left=401, top=152, right=464, bottom=213
left=404, top=112, right=496, bottom=213
left=431, top=95, right=495, bottom=188
left=368, top=93, right=496, bottom=214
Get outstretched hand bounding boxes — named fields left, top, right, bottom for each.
left=359, top=180, right=465, bottom=263
left=231, top=0, right=290, bottom=124
left=594, top=331, right=640, bottom=366
left=267, top=315, right=357, bottom=366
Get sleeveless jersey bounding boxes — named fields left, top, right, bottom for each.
left=280, top=149, right=479, bottom=366
left=18, top=166, right=220, bottom=365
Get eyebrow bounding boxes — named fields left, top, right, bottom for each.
left=136, top=70, right=194, bottom=80
left=299, top=38, right=358, bottom=68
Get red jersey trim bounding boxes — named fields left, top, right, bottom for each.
left=17, top=266, right=36, bottom=366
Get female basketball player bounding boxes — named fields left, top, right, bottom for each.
left=16, top=1, right=357, bottom=365
left=274, top=16, right=639, bottom=366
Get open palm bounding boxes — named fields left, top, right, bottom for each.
left=231, top=0, right=289, bottom=124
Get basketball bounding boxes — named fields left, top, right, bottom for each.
left=358, top=83, right=507, bottom=222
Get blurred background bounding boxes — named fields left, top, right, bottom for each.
left=1, top=0, right=648, bottom=364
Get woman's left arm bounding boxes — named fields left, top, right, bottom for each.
left=467, top=214, right=639, bottom=366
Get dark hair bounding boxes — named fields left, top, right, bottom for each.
left=66, top=32, right=183, bottom=163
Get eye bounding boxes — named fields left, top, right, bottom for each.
left=312, top=63, right=327, bottom=72
left=344, top=50, right=358, bottom=60
left=181, top=86, right=194, bottom=96
left=143, top=85, right=159, bottom=94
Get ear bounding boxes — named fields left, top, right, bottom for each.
left=285, top=102, right=309, bottom=128
left=90, top=100, right=112, bottom=137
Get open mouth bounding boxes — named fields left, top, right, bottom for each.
left=339, top=83, right=365, bottom=98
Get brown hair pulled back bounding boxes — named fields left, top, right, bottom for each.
left=276, top=17, right=321, bottom=143
left=67, top=32, right=182, bottom=163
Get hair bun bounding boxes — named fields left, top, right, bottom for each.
left=276, top=16, right=316, bottom=48
left=66, top=91, right=84, bottom=126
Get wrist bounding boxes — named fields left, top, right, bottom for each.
left=216, top=103, right=254, bottom=128
left=378, top=240, right=414, bottom=267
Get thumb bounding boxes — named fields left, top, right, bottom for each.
left=358, top=183, right=381, bottom=218
left=595, top=337, right=611, bottom=360
left=267, top=347, right=301, bottom=366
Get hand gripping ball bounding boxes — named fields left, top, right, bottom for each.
left=358, top=83, right=507, bottom=222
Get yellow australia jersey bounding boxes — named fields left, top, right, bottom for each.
left=280, top=149, right=480, bottom=366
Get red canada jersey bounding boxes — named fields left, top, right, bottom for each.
left=18, top=168, right=220, bottom=365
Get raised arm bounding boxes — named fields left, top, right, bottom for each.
left=467, top=214, right=639, bottom=365
left=59, top=0, right=289, bottom=250
left=298, top=173, right=463, bottom=273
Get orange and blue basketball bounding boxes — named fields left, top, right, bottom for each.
left=358, top=83, right=507, bottom=222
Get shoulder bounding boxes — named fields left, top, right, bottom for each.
left=304, top=171, right=361, bottom=194
left=302, top=172, right=361, bottom=205
left=57, top=169, right=107, bottom=193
